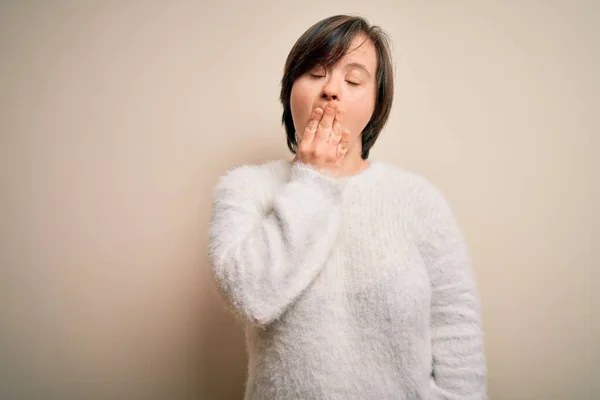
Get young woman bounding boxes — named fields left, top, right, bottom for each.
left=208, top=14, right=487, bottom=400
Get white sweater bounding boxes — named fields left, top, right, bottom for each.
left=207, top=159, right=487, bottom=400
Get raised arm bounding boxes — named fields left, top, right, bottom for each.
left=208, top=103, right=352, bottom=327
left=207, top=161, right=346, bottom=327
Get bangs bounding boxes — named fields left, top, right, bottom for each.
left=287, top=18, right=369, bottom=79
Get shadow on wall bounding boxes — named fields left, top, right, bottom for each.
left=197, top=146, right=286, bottom=399
left=198, top=282, right=247, bottom=400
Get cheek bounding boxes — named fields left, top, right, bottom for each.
left=290, top=81, right=314, bottom=133
left=346, top=96, right=376, bottom=137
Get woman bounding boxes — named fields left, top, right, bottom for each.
left=208, top=15, right=487, bottom=400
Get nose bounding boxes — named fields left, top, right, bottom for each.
left=321, top=91, right=337, bottom=100
left=320, top=76, right=340, bottom=101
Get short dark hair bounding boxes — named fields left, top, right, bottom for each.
left=279, top=15, right=394, bottom=160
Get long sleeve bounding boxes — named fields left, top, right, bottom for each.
left=413, top=180, right=487, bottom=399
left=207, top=161, right=346, bottom=327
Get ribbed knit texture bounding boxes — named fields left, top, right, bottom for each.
left=207, top=159, right=487, bottom=400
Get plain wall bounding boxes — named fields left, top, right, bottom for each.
left=1, top=1, right=596, bottom=399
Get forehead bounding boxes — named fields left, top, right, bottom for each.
left=339, top=34, right=377, bottom=71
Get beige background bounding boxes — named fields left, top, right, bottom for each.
left=0, top=1, right=596, bottom=399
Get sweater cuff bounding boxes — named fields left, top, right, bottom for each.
left=290, top=162, right=347, bottom=200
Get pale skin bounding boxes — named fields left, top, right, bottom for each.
left=290, top=34, right=378, bottom=178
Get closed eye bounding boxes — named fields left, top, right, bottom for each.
left=309, top=73, right=360, bottom=86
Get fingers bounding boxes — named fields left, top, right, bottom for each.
left=337, top=130, right=350, bottom=159
left=330, top=119, right=342, bottom=143
left=301, top=107, right=323, bottom=145
left=315, top=103, right=336, bottom=141
left=298, top=103, right=350, bottom=166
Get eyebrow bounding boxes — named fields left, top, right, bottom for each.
left=344, top=62, right=371, bottom=78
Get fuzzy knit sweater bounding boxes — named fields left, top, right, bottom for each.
left=207, top=159, right=487, bottom=400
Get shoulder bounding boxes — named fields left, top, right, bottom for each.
left=374, top=161, right=447, bottom=203
left=375, top=161, right=458, bottom=228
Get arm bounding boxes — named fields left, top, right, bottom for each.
left=207, top=161, right=346, bottom=327
left=413, top=180, right=487, bottom=399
